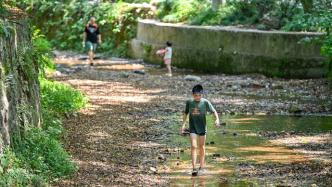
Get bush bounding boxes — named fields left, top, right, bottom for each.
left=0, top=149, right=43, bottom=187
left=2, top=76, right=86, bottom=184
left=40, top=78, right=87, bottom=115
left=157, top=0, right=207, bottom=23
left=13, top=128, right=77, bottom=180
left=32, top=29, right=56, bottom=76
left=16, top=1, right=154, bottom=57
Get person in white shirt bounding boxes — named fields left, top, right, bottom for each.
left=156, top=41, right=173, bottom=77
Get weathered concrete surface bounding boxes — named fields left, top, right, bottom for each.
left=129, top=19, right=327, bottom=78
left=0, top=8, right=41, bottom=149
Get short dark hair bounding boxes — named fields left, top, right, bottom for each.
left=166, top=41, right=172, bottom=47
left=192, top=84, right=203, bottom=94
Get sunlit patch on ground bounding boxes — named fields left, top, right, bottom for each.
left=95, top=63, right=144, bottom=71
left=238, top=146, right=297, bottom=153
left=130, top=141, right=165, bottom=148
left=246, top=153, right=311, bottom=163
left=270, top=134, right=332, bottom=146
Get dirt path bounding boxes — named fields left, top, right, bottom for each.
left=53, top=58, right=171, bottom=186
left=52, top=52, right=332, bottom=186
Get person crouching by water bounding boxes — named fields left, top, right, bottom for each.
left=181, top=84, right=221, bottom=176
left=83, top=16, right=101, bottom=66
left=156, top=41, right=173, bottom=77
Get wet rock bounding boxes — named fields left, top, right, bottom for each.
left=149, top=167, right=157, bottom=174
left=133, top=70, right=145, bottom=75
left=231, top=85, right=241, bottom=90
left=157, top=154, right=165, bottom=161
left=288, top=106, right=303, bottom=114
left=250, top=83, right=265, bottom=89
left=54, top=71, right=63, bottom=77
left=184, top=75, right=201, bottom=81
left=120, top=72, right=130, bottom=78
left=219, top=176, right=228, bottom=183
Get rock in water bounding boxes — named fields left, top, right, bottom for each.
left=120, top=72, right=130, bottom=78
left=157, top=154, right=165, bottom=161
left=133, top=70, right=145, bottom=75
left=150, top=167, right=157, bottom=174
left=184, top=75, right=201, bottom=81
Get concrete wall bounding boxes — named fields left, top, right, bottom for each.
left=129, top=19, right=327, bottom=78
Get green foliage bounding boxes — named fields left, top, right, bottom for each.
left=0, top=5, right=87, bottom=184
left=0, top=149, right=43, bottom=187
left=156, top=0, right=322, bottom=30
left=157, top=0, right=208, bottom=23
left=122, top=0, right=150, bottom=3
left=40, top=78, right=87, bottom=115
left=32, top=29, right=55, bottom=76
left=0, top=20, right=14, bottom=38
left=17, top=1, right=153, bottom=57
left=190, top=6, right=235, bottom=25
left=1, top=71, right=86, bottom=185
left=13, top=128, right=77, bottom=180
left=2, top=76, right=85, bottom=185
left=286, top=4, right=332, bottom=86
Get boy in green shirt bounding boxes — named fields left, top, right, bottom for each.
left=181, top=84, right=220, bottom=176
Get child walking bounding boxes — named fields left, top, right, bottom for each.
left=156, top=41, right=173, bottom=77
left=181, top=84, right=220, bottom=176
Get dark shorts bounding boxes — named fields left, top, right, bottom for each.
left=189, top=128, right=206, bottom=136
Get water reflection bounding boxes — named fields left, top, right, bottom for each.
left=164, top=115, right=332, bottom=186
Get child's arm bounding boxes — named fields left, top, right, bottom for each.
left=207, top=101, right=220, bottom=127
left=156, top=49, right=166, bottom=55
left=180, top=113, right=188, bottom=134
left=213, top=111, right=220, bottom=127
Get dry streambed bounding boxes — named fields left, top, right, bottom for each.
left=53, top=51, right=332, bottom=186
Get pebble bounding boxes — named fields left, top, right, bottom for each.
left=133, top=70, right=145, bottom=75
left=184, top=75, right=201, bottom=81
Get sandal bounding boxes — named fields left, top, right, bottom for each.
left=192, top=168, right=198, bottom=176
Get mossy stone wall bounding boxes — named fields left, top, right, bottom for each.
left=129, top=19, right=327, bottom=78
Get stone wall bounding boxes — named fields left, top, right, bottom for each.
left=0, top=8, right=41, bottom=150
left=129, top=19, right=327, bottom=78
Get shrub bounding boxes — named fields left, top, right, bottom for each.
left=0, top=149, right=41, bottom=187
left=40, top=78, right=87, bottom=115
left=32, top=29, right=56, bottom=76
left=13, top=128, right=77, bottom=180
left=16, top=1, right=154, bottom=57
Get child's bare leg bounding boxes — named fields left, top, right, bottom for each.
left=190, top=133, right=198, bottom=169
left=198, top=135, right=206, bottom=168
left=166, top=64, right=172, bottom=75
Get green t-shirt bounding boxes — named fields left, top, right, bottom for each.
left=184, top=98, right=216, bottom=135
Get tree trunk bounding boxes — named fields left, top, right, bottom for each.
left=300, top=0, right=313, bottom=13
left=0, top=8, right=41, bottom=151
left=212, top=0, right=221, bottom=11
